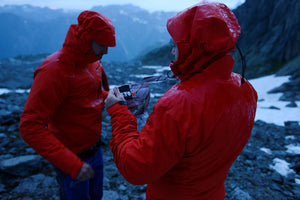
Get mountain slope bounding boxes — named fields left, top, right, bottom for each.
left=139, top=0, right=300, bottom=79
left=0, top=4, right=174, bottom=61
left=233, top=0, right=300, bottom=78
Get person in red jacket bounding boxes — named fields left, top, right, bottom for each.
left=105, top=2, right=257, bottom=200
left=19, top=10, right=115, bottom=200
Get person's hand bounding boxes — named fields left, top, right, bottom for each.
left=104, top=87, right=125, bottom=109
left=76, top=163, right=95, bottom=181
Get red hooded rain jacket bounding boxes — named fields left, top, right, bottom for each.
left=108, top=3, right=257, bottom=200
left=19, top=11, right=115, bottom=179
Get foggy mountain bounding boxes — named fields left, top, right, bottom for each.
left=0, top=4, right=175, bottom=61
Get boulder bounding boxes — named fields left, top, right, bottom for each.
left=0, top=155, right=42, bottom=177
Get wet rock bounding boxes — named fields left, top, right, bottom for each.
left=291, top=162, right=300, bottom=173
left=292, top=183, right=300, bottom=199
left=0, top=110, right=12, bottom=117
left=269, top=106, right=280, bottom=110
left=0, top=155, right=42, bottom=177
left=103, top=190, right=120, bottom=200
left=119, top=184, right=127, bottom=191
left=242, top=149, right=257, bottom=160
left=229, top=187, right=253, bottom=200
left=270, top=183, right=282, bottom=192
left=103, top=177, right=110, bottom=188
left=12, top=174, right=59, bottom=199
left=0, top=182, right=5, bottom=192
left=0, top=136, right=10, bottom=147
left=286, top=101, right=298, bottom=107
left=271, top=173, right=283, bottom=184
left=285, top=172, right=296, bottom=183
left=284, top=121, right=300, bottom=128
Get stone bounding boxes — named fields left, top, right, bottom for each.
left=119, top=184, right=127, bottom=191
left=0, top=183, right=6, bottom=193
left=291, top=162, right=300, bottom=173
left=103, top=190, right=120, bottom=200
left=270, top=183, right=282, bottom=192
left=0, top=110, right=12, bottom=117
left=286, top=101, right=298, bottom=108
left=271, top=173, right=283, bottom=184
left=230, top=187, right=253, bottom=200
left=0, top=155, right=42, bottom=177
left=0, top=133, right=6, bottom=138
left=269, top=106, right=280, bottom=110
left=12, top=173, right=58, bottom=197
left=284, top=121, right=300, bottom=128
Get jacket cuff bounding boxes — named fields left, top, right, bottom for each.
left=107, top=102, right=128, bottom=115
left=71, top=161, right=84, bottom=179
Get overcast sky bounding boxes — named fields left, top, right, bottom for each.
left=0, top=0, right=245, bottom=12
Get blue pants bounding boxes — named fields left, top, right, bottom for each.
left=55, top=147, right=104, bottom=200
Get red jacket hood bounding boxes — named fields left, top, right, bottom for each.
left=167, top=2, right=241, bottom=80
left=62, top=10, right=116, bottom=64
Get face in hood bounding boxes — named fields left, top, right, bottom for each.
left=167, top=2, right=241, bottom=80
left=62, top=10, right=116, bottom=64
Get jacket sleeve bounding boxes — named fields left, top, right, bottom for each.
left=107, top=99, right=186, bottom=185
left=19, top=65, right=84, bottom=179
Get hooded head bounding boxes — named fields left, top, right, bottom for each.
left=167, top=2, right=241, bottom=80
left=63, top=10, right=116, bottom=64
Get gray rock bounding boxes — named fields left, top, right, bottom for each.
left=270, top=183, right=282, bottom=192
left=0, top=183, right=6, bottom=192
left=103, top=190, right=120, bottom=200
left=284, top=121, right=300, bottom=128
left=271, top=173, right=283, bottom=184
left=0, top=110, right=12, bottom=117
left=286, top=101, right=298, bottom=108
left=25, top=147, right=36, bottom=154
left=12, top=173, right=59, bottom=198
left=292, top=186, right=300, bottom=199
left=0, top=137, right=10, bottom=147
left=0, top=154, right=13, bottom=160
left=119, top=184, right=127, bottom=191
left=7, top=123, right=19, bottom=132
left=285, top=172, right=296, bottom=183
left=103, top=177, right=110, bottom=188
left=17, top=197, right=34, bottom=200
left=291, top=162, right=300, bottom=173
left=269, top=106, right=280, bottom=110
left=230, top=187, right=253, bottom=200
left=0, top=155, right=42, bottom=177
left=0, top=133, right=6, bottom=138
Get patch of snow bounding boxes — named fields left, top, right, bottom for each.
left=260, top=147, right=272, bottom=155
left=0, top=88, right=30, bottom=95
left=132, top=17, right=148, bottom=24
left=285, top=144, right=300, bottom=155
left=150, top=93, right=164, bottom=98
left=249, top=75, right=300, bottom=126
left=0, top=88, right=10, bottom=95
left=269, top=158, right=295, bottom=177
left=119, top=10, right=128, bottom=15
left=285, top=135, right=296, bottom=140
left=142, top=65, right=170, bottom=73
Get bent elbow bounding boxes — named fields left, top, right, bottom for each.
left=117, top=161, right=157, bottom=185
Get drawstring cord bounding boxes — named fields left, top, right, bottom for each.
left=236, top=44, right=246, bottom=84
